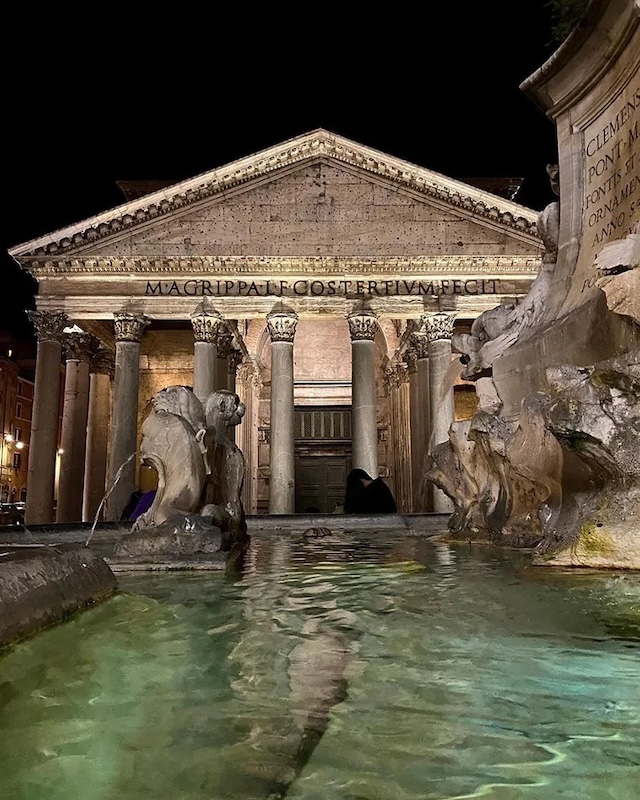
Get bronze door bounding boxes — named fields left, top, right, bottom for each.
left=295, top=455, right=348, bottom=513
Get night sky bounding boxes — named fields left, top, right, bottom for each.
left=2, top=3, right=564, bottom=342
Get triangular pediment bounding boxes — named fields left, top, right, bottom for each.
left=10, top=129, right=541, bottom=261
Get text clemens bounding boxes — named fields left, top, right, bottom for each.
left=585, top=86, right=640, bottom=248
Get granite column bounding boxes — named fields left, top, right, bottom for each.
left=104, top=313, right=149, bottom=521
left=83, top=348, right=114, bottom=522
left=348, top=308, right=379, bottom=479
left=412, top=325, right=432, bottom=511
left=267, top=309, right=298, bottom=514
left=25, top=310, right=68, bottom=524
left=227, top=348, right=243, bottom=394
left=215, top=328, right=234, bottom=392
left=191, top=308, right=223, bottom=405
left=56, top=332, right=97, bottom=523
left=424, top=312, right=456, bottom=513
left=403, top=346, right=421, bottom=512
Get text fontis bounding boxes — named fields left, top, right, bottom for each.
left=144, top=278, right=502, bottom=297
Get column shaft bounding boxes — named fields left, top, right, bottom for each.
left=214, top=356, right=228, bottom=392
left=193, top=341, right=216, bottom=403
left=215, top=330, right=233, bottom=392
left=428, top=340, right=455, bottom=514
left=266, top=309, right=297, bottom=514
left=351, top=339, right=378, bottom=478
left=24, top=311, right=68, bottom=525
left=104, top=313, right=149, bottom=521
left=416, top=354, right=432, bottom=511
left=83, top=371, right=111, bottom=521
left=57, top=358, right=91, bottom=522
left=269, top=342, right=295, bottom=513
left=408, top=367, right=421, bottom=512
left=428, top=340, right=455, bottom=449
left=227, top=350, right=242, bottom=394
left=191, top=307, right=223, bottom=404
left=25, top=339, right=63, bottom=524
left=105, top=341, right=142, bottom=520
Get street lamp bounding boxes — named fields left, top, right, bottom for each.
left=1, top=433, right=13, bottom=503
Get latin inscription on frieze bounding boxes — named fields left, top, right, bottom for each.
left=143, top=278, right=501, bottom=297
left=584, top=82, right=640, bottom=252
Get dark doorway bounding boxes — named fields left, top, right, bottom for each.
left=294, top=406, right=351, bottom=513
left=295, top=455, right=348, bottom=513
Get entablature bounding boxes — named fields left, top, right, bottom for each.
left=24, top=254, right=542, bottom=277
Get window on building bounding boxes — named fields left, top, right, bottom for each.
left=13, top=453, right=22, bottom=470
left=14, top=428, right=22, bottom=442
left=16, top=402, right=23, bottom=419
left=17, top=380, right=24, bottom=396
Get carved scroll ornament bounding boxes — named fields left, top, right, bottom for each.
left=27, top=310, right=69, bottom=342
left=113, top=313, right=150, bottom=342
left=267, top=310, right=298, bottom=343
left=347, top=310, right=378, bottom=341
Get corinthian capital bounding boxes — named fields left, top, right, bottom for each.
left=63, top=332, right=100, bottom=362
left=421, top=312, right=456, bottom=343
left=410, top=329, right=430, bottom=360
left=402, top=345, right=418, bottom=373
left=347, top=309, right=378, bottom=341
left=90, top=348, right=115, bottom=376
left=191, top=309, right=223, bottom=343
left=27, top=310, right=69, bottom=342
left=113, top=313, right=150, bottom=342
left=267, top=309, right=298, bottom=343
left=215, top=329, right=234, bottom=358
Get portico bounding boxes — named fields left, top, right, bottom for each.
left=9, top=130, right=543, bottom=523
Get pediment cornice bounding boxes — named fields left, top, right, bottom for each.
left=25, top=254, right=541, bottom=277
left=10, top=130, right=541, bottom=259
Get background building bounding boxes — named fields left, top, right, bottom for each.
left=0, top=340, right=35, bottom=508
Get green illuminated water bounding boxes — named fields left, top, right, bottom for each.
left=1, top=532, right=639, bottom=799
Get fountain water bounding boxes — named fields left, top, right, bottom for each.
left=85, top=452, right=136, bottom=547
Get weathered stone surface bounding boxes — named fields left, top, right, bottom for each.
left=427, top=393, right=563, bottom=547
left=593, top=222, right=640, bottom=324
left=429, top=351, right=640, bottom=567
left=73, top=161, right=539, bottom=261
left=596, top=270, right=640, bottom=324
left=113, top=521, right=224, bottom=559
left=430, top=3, right=640, bottom=570
left=0, top=544, right=117, bottom=648
left=131, top=386, right=250, bottom=570
left=536, top=488, right=640, bottom=569
left=536, top=352, right=640, bottom=567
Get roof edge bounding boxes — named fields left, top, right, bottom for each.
left=10, top=129, right=540, bottom=258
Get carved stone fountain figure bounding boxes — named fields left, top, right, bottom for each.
left=427, top=165, right=640, bottom=567
left=201, top=389, right=248, bottom=550
left=132, top=385, right=208, bottom=528
left=114, top=385, right=249, bottom=569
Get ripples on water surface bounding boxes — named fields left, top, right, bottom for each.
left=0, top=531, right=639, bottom=799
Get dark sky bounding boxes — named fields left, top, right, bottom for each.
left=2, top=3, right=563, bottom=341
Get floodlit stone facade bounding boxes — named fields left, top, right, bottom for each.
left=9, top=130, right=544, bottom=522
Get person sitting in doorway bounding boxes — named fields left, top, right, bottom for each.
left=344, top=468, right=397, bottom=514
left=126, top=489, right=157, bottom=522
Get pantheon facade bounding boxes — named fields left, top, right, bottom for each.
left=9, top=130, right=543, bottom=524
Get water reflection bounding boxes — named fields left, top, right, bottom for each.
left=0, top=532, right=638, bottom=799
